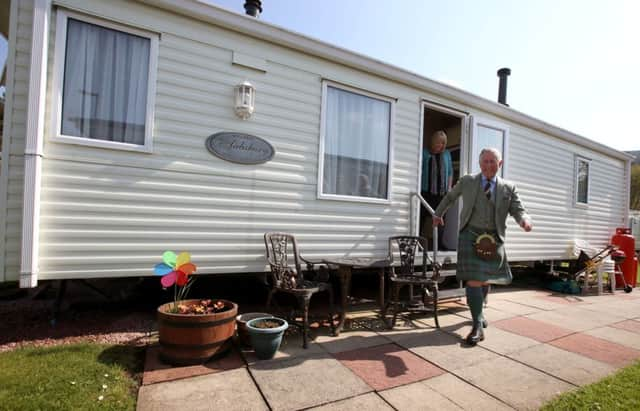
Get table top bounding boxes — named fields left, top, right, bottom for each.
left=323, top=257, right=390, bottom=268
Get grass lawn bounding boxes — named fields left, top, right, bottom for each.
left=542, top=360, right=640, bottom=410
left=0, top=343, right=144, bottom=411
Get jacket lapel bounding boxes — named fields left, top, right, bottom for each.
left=494, top=177, right=505, bottom=219
left=470, top=173, right=482, bottom=207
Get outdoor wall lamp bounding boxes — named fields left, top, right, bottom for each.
left=234, top=80, right=255, bottom=120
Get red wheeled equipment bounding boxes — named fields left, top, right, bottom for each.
left=611, top=228, right=637, bottom=292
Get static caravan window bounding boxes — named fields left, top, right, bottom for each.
left=318, top=82, right=394, bottom=203
left=470, top=117, right=509, bottom=177
left=52, top=10, right=158, bottom=152
left=575, top=156, right=591, bottom=205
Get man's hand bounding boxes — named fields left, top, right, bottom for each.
left=520, top=220, right=532, bottom=232
left=432, top=216, right=444, bottom=226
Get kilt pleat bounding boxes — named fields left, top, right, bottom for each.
left=456, top=228, right=512, bottom=285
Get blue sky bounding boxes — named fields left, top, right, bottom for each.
left=204, top=0, right=639, bottom=151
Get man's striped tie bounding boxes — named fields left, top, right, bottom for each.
left=484, top=181, right=492, bottom=201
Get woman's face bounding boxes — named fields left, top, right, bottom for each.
left=430, top=138, right=446, bottom=154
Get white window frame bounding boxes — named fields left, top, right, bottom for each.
left=50, top=9, right=158, bottom=153
left=317, top=81, right=395, bottom=204
left=574, top=155, right=591, bottom=207
left=470, top=116, right=510, bottom=178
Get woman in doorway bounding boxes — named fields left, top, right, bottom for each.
left=421, top=130, right=454, bottom=250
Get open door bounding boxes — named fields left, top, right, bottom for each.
left=418, top=101, right=468, bottom=253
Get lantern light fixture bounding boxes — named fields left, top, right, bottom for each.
left=234, top=80, right=255, bottom=120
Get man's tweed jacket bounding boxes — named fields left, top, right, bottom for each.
left=434, top=173, right=529, bottom=243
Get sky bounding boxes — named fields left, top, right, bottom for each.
left=203, top=0, right=639, bottom=152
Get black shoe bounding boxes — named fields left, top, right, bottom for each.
left=465, top=325, right=485, bottom=346
left=482, top=319, right=488, bottom=329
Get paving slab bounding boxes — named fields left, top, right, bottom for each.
left=455, top=356, right=573, bottom=411
left=395, top=328, right=502, bottom=372
left=576, top=301, right=640, bottom=319
left=549, top=333, right=640, bottom=367
left=315, top=328, right=390, bottom=354
left=422, top=373, right=515, bottom=411
left=477, top=326, right=541, bottom=355
left=136, top=368, right=267, bottom=411
left=307, top=393, right=393, bottom=410
left=525, top=310, right=603, bottom=332
left=249, top=352, right=372, bottom=411
left=241, top=333, right=326, bottom=364
left=508, top=343, right=616, bottom=386
left=584, top=326, right=640, bottom=350
left=492, top=316, right=574, bottom=343
left=483, top=299, right=542, bottom=316
left=611, top=319, right=640, bottom=334
left=379, top=373, right=514, bottom=411
left=334, top=343, right=445, bottom=390
left=379, top=378, right=465, bottom=411
left=545, top=305, right=627, bottom=328
left=522, top=294, right=587, bottom=310
left=452, top=306, right=518, bottom=323
left=141, top=345, right=245, bottom=385
left=425, top=312, right=469, bottom=329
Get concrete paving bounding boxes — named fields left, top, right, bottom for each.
left=137, top=288, right=640, bottom=410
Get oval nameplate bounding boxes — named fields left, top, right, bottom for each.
left=205, top=132, right=275, bottom=165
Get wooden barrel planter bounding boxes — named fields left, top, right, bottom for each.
left=157, top=299, right=238, bottom=366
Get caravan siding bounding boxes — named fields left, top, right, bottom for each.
left=35, top=0, right=422, bottom=280
left=1, top=0, right=33, bottom=282
left=460, top=109, right=627, bottom=261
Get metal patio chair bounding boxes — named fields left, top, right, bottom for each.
left=384, top=235, right=441, bottom=329
left=263, top=232, right=336, bottom=348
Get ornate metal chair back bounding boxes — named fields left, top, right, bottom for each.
left=264, top=232, right=304, bottom=288
left=388, top=236, right=429, bottom=278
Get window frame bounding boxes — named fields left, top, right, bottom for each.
left=316, top=81, right=395, bottom=204
left=574, top=155, right=591, bottom=207
left=470, top=116, right=510, bottom=178
left=50, top=9, right=158, bottom=153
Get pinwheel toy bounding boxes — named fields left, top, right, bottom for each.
left=154, top=251, right=197, bottom=305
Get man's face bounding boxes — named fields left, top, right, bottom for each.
left=479, top=152, right=503, bottom=179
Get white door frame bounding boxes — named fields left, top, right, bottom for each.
left=416, top=100, right=469, bottom=238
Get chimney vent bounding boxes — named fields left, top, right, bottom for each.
left=244, top=0, right=262, bottom=18
left=497, top=67, right=511, bottom=106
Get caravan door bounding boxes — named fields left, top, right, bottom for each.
left=419, top=101, right=469, bottom=253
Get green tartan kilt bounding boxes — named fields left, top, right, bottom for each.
left=456, top=228, right=512, bottom=285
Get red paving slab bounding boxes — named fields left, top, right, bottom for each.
left=334, top=343, right=445, bottom=391
left=549, top=333, right=640, bottom=368
left=610, top=320, right=640, bottom=334
left=493, top=316, right=574, bottom=342
left=142, top=345, right=245, bottom=385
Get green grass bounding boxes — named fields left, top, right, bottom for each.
left=542, top=360, right=640, bottom=410
left=0, top=343, right=144, bottom=411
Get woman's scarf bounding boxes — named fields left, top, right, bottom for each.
left=429, top=153, right=447, bottom=196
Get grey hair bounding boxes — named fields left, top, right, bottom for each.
left=479, top=148, right=502, bottom=162
left=431, top=130, right=448, bottom=145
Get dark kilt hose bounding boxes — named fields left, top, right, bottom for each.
left=457, top=228, right=512, bottom=285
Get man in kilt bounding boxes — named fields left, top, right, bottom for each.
left=433, top=148, right=532, bottom=345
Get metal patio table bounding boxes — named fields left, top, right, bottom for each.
left=322, top=256, right=390, bottom=335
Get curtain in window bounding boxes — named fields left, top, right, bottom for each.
left=61, top=18, right=150, bottom=145
left=473, top=125, right=505, bottom=176
left=577, top=161, right=589, bottom=203
left=323, top=86, right=390, bottom=198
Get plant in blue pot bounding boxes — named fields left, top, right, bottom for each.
left=246, top=317, right=288, bottom=360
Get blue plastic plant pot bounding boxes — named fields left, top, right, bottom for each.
left=246, top=317, right=288, bottom=360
